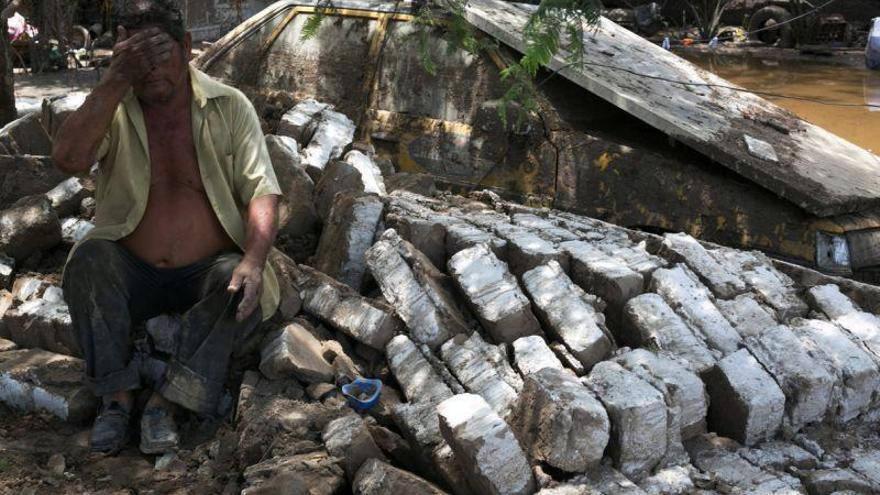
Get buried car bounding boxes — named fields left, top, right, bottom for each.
left=195, top=0, right=880, bottom=281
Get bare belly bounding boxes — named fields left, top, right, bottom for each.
left=121, top=181, right=237, bottom=268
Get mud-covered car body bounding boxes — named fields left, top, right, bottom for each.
left=195, top=0, right=880, bottom=281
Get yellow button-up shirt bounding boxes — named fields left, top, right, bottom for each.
left=68, top=65, right=281, bottom=320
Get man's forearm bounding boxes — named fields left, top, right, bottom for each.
left=52, top=74, right=130, bottom=173
left=242, top=195, right=279, bottom=267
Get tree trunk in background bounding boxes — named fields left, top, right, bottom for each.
left=0, top=33, right=16, bottom=126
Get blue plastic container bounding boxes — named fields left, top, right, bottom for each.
left=341, top=378, right=383, bottom=411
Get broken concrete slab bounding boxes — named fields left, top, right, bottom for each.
left=366, top=229, right=469, bottom=349
left=745, top=325, right=836, bottom=432
left=622, top=294, right=717, bottom=375
left=584, top=361, right=668, bottom=480
left=513, top=367, right=610, bottom=472
left=522, top=260, right=613, bottom=370
left=313, top=193, right=384, bottom=291
left=649, top=264, right=741, bottom=355
left=717, top=293, right=778, bottom=339
left=296, top=265, right=401, bottom=350
left=266, top=134, right=320, bottom=240
left=791, top=318, right=879, bottom=424
left=441, top=333, right=522, bottom=419
left=0, top=196, right=62, bottom=260
left=277, top=98, right=330, bottom=144
left=323, top=413, right=388, bottom=479
left=562, top=240, right=644, bottom=320
left=447, top=244, right=542, bottom=344
left=45, top=177, right=87, bottom=218
left=240, top=450, right=345, bottom=495
left=386, top=335, right=453, bottom=405
left=437, top=393, right=535, bottom=495
left=259, top=323, right=335, bottom=384
left=300, top=107, right=356, bottom=180
left=314, top=160, right=376, bottom=222
left=353, top=458, right=449, bottom=495
left=0, top=112, right=52, bottom=156
left=660, top=233, right=746, bottom=299
left=614, top=349, right=708, bottom=440
left=703, top=348, right=785, bottom=446
left=511, top=335, right=565, bottom=376
left=0, top=348, right=96, bottom=423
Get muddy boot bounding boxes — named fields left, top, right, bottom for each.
left=140, top=407, right=180, bottom=454
left=90, top=402, right=132, bottom=455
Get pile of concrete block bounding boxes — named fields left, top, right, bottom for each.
left=6, top=96, right=880, bottom=494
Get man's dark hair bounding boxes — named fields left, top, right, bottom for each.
left=117, top=0, right=186, bottom=42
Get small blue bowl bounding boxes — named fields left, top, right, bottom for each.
left=341, top=378, right=383, bottom=411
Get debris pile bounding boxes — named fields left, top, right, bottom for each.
left=4, top=97, right=880, bottom=493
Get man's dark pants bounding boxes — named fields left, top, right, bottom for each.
left=63, top=239, right=262, bottom=416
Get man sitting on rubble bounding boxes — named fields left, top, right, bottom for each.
left=52, top=0, right=281, bottom=455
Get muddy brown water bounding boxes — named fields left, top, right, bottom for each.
left=682, top=52, right=880, bottom=153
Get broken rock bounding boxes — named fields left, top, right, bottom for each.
left=562, top=240, right=644, bottom=321
left=614, top=349, right=708, bottom=440
left=522, top=260, right=613, bottom=370
left=441, top=333, right=522, bottom=419
left=622, top=293, right=716, bottom=374
left=583, top=361, right=668, bottom=480
left=323, top=413, right=388, bottom=479
left=259, top=323, right=335, bottom=384
left=266, top=134, right=320, bottom=240
left=0, top=196, right=62, bottom=260
left=513, top=367, right=610, bottom=472
left=0, top=349, right=96, bottom=423
left=0, top=112, right=52, bottom=156
left=0, top=155, right=67, bottom=210
left=240, top=450, right=345, bottom=495
left=649, top=264, right=741, bottom=355
left=297, top=265, right=401, bottom=350
left=313, top=193, right=383, bottom=291
left=703, top=348, right=785, bottom=446
left=791, top=318, right=879, bottom=423
left=366, top=230, right=469, bottom=349
left=299, top=107, right=356, bottom=180
left=353, top=458, right=448, bottom=495
left=385, top=335, right=453, bottom=405
left=45, top=177, right=88, bottom=218
left=745, top=325, right=836, bottom=432
left=447, top=244, right=542, bottom=344
left=277, top=98, right=330, bottom=144
left=660, top=233, right=746, bottom=299
left=437, top=393, right=535, bottom=495
left=512, top=335, right=566, bottom=376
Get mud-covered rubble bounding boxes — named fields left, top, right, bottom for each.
left=6, top=98, right=880, bottom=493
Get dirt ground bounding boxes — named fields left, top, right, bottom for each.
left=0, top=404, right=241, bottom=495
